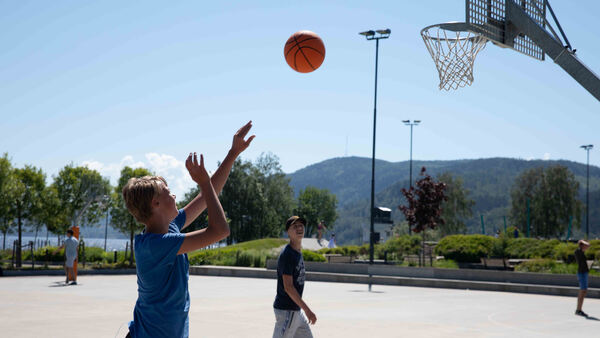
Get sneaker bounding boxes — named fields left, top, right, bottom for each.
left=69, top=281, right=77, bottom=285
left=575, top=310, right=588, bottom=317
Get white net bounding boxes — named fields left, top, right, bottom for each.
left=421, top=24, right=487, bottom=90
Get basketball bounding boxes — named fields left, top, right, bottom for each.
left=284, top=30, right=325, bottom=73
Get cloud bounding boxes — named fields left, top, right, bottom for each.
left=82, top=154, right=196, bottom=199
left=543, top=153, right=551, bottom=160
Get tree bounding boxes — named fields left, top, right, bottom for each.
left=438, top=172, right=475, bottom=237
left=111, top=166, right=153, bottom=265
left=399, top=167, right=447, bottom=266
left=510, top=165, right=582, bottom=238
left=12, top=165, right=46, bottom=267
left=218, top=154, right=295, bottom=244
left=37, top=186, right=68, bottom=242
left=52, top=164, right=111, bottom=234
left=0, top=153, right=17, bottom=250
left=295, top=186, right=338, bottom=237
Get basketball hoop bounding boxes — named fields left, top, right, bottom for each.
left=421, top=22, right=487, bottom=90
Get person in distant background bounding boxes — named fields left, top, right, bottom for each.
left=316, top=220, right=327, bottom=245
left=62, top=229, right=79, bottom=285
left=575, top=239, right=591, bottom=317
left=327, top=233, right=336, bottom=249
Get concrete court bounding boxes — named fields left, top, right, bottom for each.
left=0, top=275, right=599, bottom=338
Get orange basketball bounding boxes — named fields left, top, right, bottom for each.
left=284, top=30, right=325, bottom=73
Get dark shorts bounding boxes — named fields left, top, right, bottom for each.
left=577, top=272, right=589, bottom=290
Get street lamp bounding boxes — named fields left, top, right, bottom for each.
left=403, top=120, right=421, bottom=235
left=102, top=195, right=111, bottom=252
left=360, top=28, right=391, bottom=266
left=581, top=144, right=593, bottom=238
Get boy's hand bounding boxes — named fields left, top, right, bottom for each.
left=230, top=121, right=255, bottom=156
left=185, top=152, right=210, bottom=185
left=305, top=308, right=317, bottom=325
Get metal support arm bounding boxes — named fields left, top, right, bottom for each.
left=506, top=0, right=600, bottom=101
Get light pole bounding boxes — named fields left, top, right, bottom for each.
left=102, top=195, right=111, bottom=252
left=360, top=28, right=390, bottom=265
left=402, top=120, right=420, bottom=235
left=581, top=144, right=593, bottom=238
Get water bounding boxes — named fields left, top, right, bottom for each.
left=4, top=235, right=130, bottom=252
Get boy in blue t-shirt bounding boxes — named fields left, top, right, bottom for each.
left=122, top=122, right=254, bottom=338
left=273, top=216, right=317, bottom=338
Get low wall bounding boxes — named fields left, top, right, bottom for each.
left=266, top=259, right=599, bottom=288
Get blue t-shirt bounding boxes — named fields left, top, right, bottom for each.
left=128, top=209, right=189, bottom=338
left=273, top=244, right=305, bottom=311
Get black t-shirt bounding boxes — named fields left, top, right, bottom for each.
left=273, top=244, right=305, bottom=311
left=574, top=248, right=589, bottom=274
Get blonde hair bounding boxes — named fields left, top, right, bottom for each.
left=122, top=176, right=167, bottom=223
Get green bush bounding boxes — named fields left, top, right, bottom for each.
left=514, top=259, right=578, bottom=274
left=552, top=242, right=578, bottom=263
left=382, top=235, right=421, bottom=259
left=302, top=250, right=326, bottom=262
left=83, top=247, right=107, bottom=263
left=434, top=235, right=494, bottom=263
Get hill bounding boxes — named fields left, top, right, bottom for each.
left=288, top=157, right=600, bottom=244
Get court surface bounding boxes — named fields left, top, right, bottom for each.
left=0, top=274, right=598, bottom=337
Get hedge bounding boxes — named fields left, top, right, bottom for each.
left=434, top=235, right=494, bottom=263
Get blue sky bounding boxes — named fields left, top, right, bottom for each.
left=1, top=0, right=599, bottom=198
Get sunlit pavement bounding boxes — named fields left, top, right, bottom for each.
left=1, top=275, right=598, bottom=337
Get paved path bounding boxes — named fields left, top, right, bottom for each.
left=301, top=238, right=330, bottom=250
left=1, top=275, right=599, bottom=337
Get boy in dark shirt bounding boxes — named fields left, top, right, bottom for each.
left=272, top=216, right=316, bottom=338
left=575, top=239, right=590, bottom=317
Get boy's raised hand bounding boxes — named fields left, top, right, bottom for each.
left=185, top=152, right=210, bottom=185
left=231, top=121, right=255, bottom=156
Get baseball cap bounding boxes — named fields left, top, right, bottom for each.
left=285, top=216, right=306, bottom=230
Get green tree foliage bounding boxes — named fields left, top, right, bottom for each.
left=295, top=186, right=338, bottom=237
left=36, top=185, right=67, bottom=241
left=52, top=164, right=111, bottom=232
left=12, top=165, right=46, bottom=266
left=217, top=154, right=295, bottom=244
left=111, top=166, right=153, bottom=265
left=438, top=172, right=475, bottom=236
left=510, top=165, right=582, bottom=238
left=0, top=153, right=17, bottom=250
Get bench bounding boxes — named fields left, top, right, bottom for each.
left=324, top=254, right=353, bottom=263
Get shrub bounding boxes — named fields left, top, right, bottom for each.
left=302, top=250, right=326, bottom=262
left=515, top=259, right=577, bottom=274
left=434, top=235, right=494, bottom=263
left=552, top=242, right=578, bottom=263
left=382, top=235, right=421, bottom=257
left=83, top=247, right=107, bottom=263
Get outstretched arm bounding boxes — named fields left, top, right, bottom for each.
left=178, top=153, right=229, bottom=254
left=181, top=121, right=255, bottom=230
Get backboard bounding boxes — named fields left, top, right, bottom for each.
left=466, top=0, right=546, bottom=60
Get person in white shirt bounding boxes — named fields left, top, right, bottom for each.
left=62, top=229, right=79, bottom=285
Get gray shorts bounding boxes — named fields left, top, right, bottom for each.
left=65, top=256, right=77, bottom=268
left=272, top=309, right=313, bottom=338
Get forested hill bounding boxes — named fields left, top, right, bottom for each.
left=288, top=157, right=600, bottom=244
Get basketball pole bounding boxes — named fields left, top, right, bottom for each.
left=360, top=29, right=390, bottom=292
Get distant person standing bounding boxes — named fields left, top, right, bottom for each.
left=513, top=227, right=519, bottom=238
left=317, top=220, right=327, bottom=245
left=63, top=229, right=79, bottom=285
left=575, top=240, right=591, bottom=317
left=327, top=233, right=336, bottom=248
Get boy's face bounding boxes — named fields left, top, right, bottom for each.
left=155, top=182, right=178, bottom=220
left=287, top=221, right=305, bottom=241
